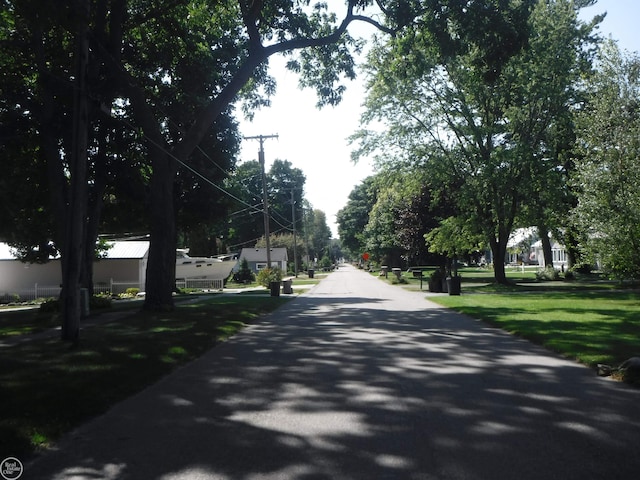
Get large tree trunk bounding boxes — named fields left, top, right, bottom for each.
left=61, top=0, right=90, bottom=342
left=143, top=149, right=177, bottom=311
left=490, top=236, right=508, bottom=284
left=538, top=225, right=554, bottom=268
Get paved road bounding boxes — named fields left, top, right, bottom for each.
left=27, top=265, right=640, bottom=479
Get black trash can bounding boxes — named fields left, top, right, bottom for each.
left=447, top=276, right=461, bottom=295
left=283, top=279, right=293, bottom=294
left=269, top=281, right=281, bottom=297
left=307, top=269, right=315, bottom=279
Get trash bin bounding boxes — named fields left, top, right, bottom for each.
left=269, top=281, right=281, bottom=297
left=447, top=276, right=461, bottom=295
left=307, top=269, right=314, bottom=279
left=381, top=265, right=389, bottom=278
left=283, top=279, right=293, bottom=294
left=80, top=288, right=90, bottom=317
left=392, top=267, right=402, bottom=280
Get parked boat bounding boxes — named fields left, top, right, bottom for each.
left=175, top=249, right=236, bottom=280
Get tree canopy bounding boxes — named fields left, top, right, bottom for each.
left=571, top=42, right=640, bottom=279
left=350, top=0, right=599, bottom=282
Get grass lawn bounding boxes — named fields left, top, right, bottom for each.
left=0, top=293, right=292, bottom=459
left=431, top=290, right=640, bottom=370
left=374, top=265, right=640, bottom=382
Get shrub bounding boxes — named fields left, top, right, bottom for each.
left=572, top=263, right=593, bottom=274
left=39, top=298, right=60, bottom=313
left=233, top=258, right=255, bottom=284
left=256, top=267, right=282, bottom=288
left=90, top=294, right=112, bottom=309
left=536, top=267, right=560, bottom=281
left=391, top=277, right=408, bottom=285
left=125, top=288, right=140, bottom=296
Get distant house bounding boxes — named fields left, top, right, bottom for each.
left=236, top=248, right=288, bottom=274
left=0, top=241, right=150, bottom=300
left=531, top=239, right=568, bottom=270
left=506, top=228, right=568, bottom=270
left=0, top=241, right=236, bottom=300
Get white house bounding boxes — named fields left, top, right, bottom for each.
left=0, top=241, right=236, bottom=300
left=506, top=228, right=568, bottom=270
left=531, top=238, right=568, bottom=270
left=236, top=248, right=288, bottom=274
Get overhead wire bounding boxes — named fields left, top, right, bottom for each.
left=117, top=115, right=295, bottom=232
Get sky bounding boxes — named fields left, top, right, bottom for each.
left=238, top=0, right=640, bottom=238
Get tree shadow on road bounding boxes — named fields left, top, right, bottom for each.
left=27, top=295, right=640, bottom=480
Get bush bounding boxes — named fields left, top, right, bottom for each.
left=256, top=267, right=282, bottom=288
left=39, top=298, right=60, bottom=313
left=536, top=267, right=560, bottom=281
left=90, top=294, right=112, bottom=309
left=572, top=263, right=593, bottom=275
left=125, top=288, right=140, bottom=296
left=233, top=258, right=255, bottom=284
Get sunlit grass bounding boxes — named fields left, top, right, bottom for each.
left=432, top=291, right=640, bottom=368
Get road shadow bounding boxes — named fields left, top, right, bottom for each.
left=27, top=293, right=640, bottom=480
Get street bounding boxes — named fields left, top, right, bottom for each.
left=28, top=264, right=640, bottom=479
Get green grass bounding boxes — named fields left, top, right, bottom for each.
left=0, top=294, right=291, bottom=459
left=431, top=290, right=640, bottom=368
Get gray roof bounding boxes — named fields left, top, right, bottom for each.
left=104, top=241, right=150, bottom=259
left=239, top=248, right=288, bottom=263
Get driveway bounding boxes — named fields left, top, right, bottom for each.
left=27, top=265, right=640, bottom=479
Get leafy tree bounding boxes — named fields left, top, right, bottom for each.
left=363, top=182, right=404, bottom=266
left=305, top=208, right=332, bottom=262
left=224, top=158, right=306, bottom=251
left=353, top=0, right=598, bottom=283
left=224, top=160, right=266, bottom=249
left=110, top=0, right=398, bottom=311
left=336, top=176, right=379, bottom=257
left=424, top=216, right=485, bottom=275
left=267, top=159, right=306, bottom=238
left=571, top=42, right=640, bottom=279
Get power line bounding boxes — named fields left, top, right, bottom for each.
left=244, top=134, right=278, bottom=267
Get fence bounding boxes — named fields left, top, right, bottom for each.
left=1, top=277, right=223, bottom=303
left=176, top=278, right=224, bottom=291
left=0, top=284, right=63, bottom=302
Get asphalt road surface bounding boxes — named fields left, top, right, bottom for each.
left=27, top=265, right=640, bottom=479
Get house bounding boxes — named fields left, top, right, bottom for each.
left=236, top=248, right=288, bottom=274
left=506, top=228, right=568, bottom=270
left=531, top=239, right=568, bottom=270
left=0, top=241, right=236, bottom=301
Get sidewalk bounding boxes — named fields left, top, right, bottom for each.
left=24, top=265, right=640, bottom=479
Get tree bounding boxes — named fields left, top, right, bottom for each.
left=306, top=208, right=332, bottom=262
left=224, top=158, right=306, bottom=251
left=336, top=176, right=379, bottom=257
left=353, top=0, right=598, bottom=283
left=224, top=160, right=265, bottom=249
left=363, top=181, right=405, bottom=266
left=111, top=0, right=395, bottom=310
left=571, top=42, right=640, bottom=279
left=267, top=159, right=306, bottom=238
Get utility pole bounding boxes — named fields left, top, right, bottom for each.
left=244, top=134, right=278, bottom=268
left=290, top=188, right=298, bottom=277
